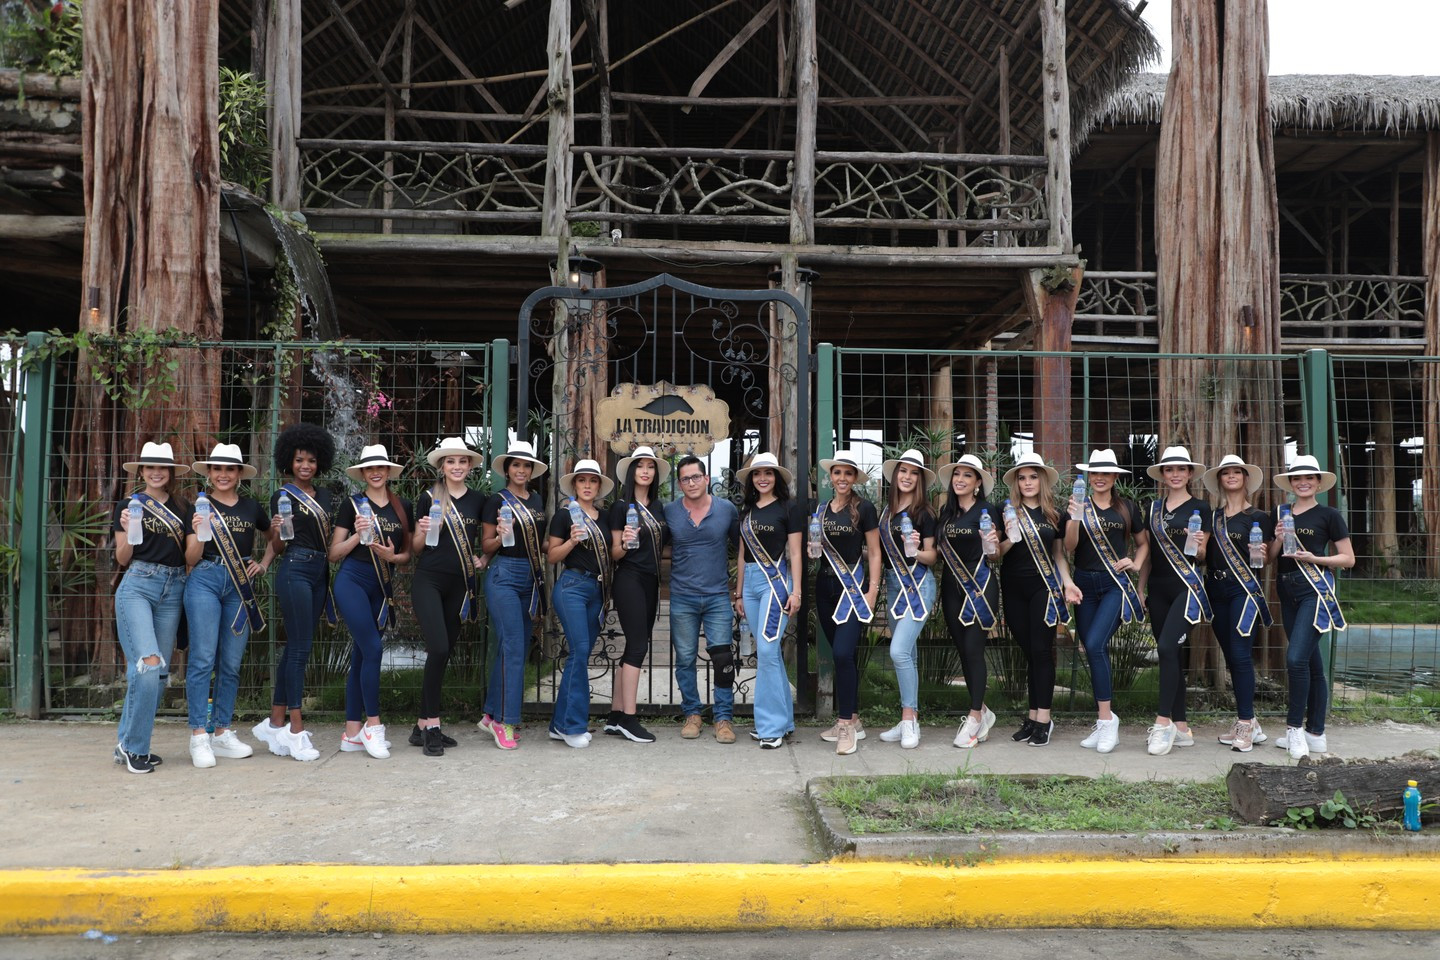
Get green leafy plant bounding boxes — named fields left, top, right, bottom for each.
left=0, top=0, right=83, bottom=81
left=219, top=66, right=270, bottom=196
left=23, top=327, right=198, bottom=412
left=1280, top=790, right=1377, bottom=830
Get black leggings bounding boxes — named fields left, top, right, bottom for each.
left=1147, top=576, right=1195, bottom=722
left=1003, top=575, right=1056, bottom=711
left=817, top=574, right=864, bottom=719
left=941, top=579, right=992, bottom=711
left=612, top=565, right=658, bottom=668
left=411, top=567, right=468, bottom=718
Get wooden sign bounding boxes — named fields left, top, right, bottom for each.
left=598, top=382, right=730, bottom=457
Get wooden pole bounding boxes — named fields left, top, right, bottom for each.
left=265, top=0, right=301, bottom=210
left=1421, top=132, right=1440, bottom=578
left=1025, top=267, right=1081, bottom=469
left=1039, top=0, right=1073, bottom=252
left=789, top=0, right=817, bottom=247
left=542, top=0, right=574, bottom=240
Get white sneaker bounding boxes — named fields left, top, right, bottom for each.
left=209, top=729, right=254, bottom=759
left=1096, top=715, right=1121, bottom=754
left=361, top=723, right=390, bottom=759
left=189, top=733, right=216, bottom=768
left=1304, top=730, right=1328, bottom=754
left=899, top=719, right=920, bottom=750
left=1080, top=721, right=1103, bottom=749
left=340, top=732, right=366, bottom=753
left=1146, top=722, right=1177, bottom=756
left=1172, top=727, right=1195, bottom=747
left=976, top=707, right=996, bottom=743
left=1285, top=726, right=1310, bottom=760
left=276, top=727, right=321, bottom=762
left=878, top=721, right=906, bottom=743
left=252, top=721, right=289, bottom=757
left=953, top=715, right=982, bottom=749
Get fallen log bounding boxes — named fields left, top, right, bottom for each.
left=1226, top=755, right=1440, bottom=825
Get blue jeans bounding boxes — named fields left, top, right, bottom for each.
left=1208, top=576, right=1257, bottom=720
left=1280, top=570, right=1328, bottom=734
left=884, top=567, right=936, bottom=711
left=743, top=562, right=794, bottom=738
left=1074, top=568, right=1124, bottom=704
left=115, top=561, right=185, bottom=755
left=273, top=547, right=328, bottom=710
left=551, top=569, right=602, bottom=735
left=670, top=590, right=734, bottom=721
left=333, top=559, right=386, bottom=723
left=183, top=559, right=250, bottom=730
left=484, top=555, right=536, bottom=725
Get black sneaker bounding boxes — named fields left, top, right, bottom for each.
left=1028, top=719, right=1054, bottom=747
left=422, top=726, right=445, bottom=757
left=603, top=711, right=625, bottom=736
left=757, top=736, right=785, bottom=749
left=121, top=750, right=154, bottom=774
left=1011, top=718, right=1037, bottom=742
left=617, top=714, right=656, bottom=743
left=114, top=745, right=163, bottom=766
left=409, top=725, right=424, bottom=747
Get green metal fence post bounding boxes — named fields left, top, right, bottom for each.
left=488, top=339, right=510, bottom=463
left=813, top=342, right=836, bottom=717
left=15, top=331, right=53, bottom=718
left=1298, top=347, right=1337, bottom=678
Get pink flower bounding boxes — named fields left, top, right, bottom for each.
left=366, top=390, right=393, bottom=418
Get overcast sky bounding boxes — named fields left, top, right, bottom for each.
left=1138, top=0, right=1434, bottom=75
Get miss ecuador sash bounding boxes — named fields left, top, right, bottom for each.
left=576, top=507, right=613, bottom=630
left=133, top=492, right=186, bottom=552
left=352, top=494, right=394, bottom=632
left=1013, top=504, right=1066, bottom=628
left=1213, top=508, right=1274, bottom=637
left=1148, top=502, right=1213, bottom=625
left=440, top=497, right=481, bottom=624
left=500, top=489, right=546, bottom=619
left=740, top=513, right=792, bottom=644
left=208, top=505, right=266, bottom=636
left=1080, top=500, right=1143, bottom=624
left=281, top=482, right=337, bottom=625
left=816, top=504, right=873, bottom=625
left=937, top=526, right=996, bottom=631
left=879, top=506, right=931, bottom=621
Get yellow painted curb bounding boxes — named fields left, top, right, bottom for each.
left=3, top=859, right=1438, bottom=935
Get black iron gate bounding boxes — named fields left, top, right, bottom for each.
left=515, top=273, right=813, bottom=716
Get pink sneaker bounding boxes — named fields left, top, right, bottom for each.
left=489, top=720, right=519, bottom=750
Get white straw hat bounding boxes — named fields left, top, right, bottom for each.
left=345, top=444, right=404, bottom=481
left=1002, top=451, right=1059, bottom=488
left=818, top=449, right=870, bottom=477
left=937, top=454, right=996, bottom=496
left=490, top=440, right=548, bottom=480
left=1146, top=445, right=1206, bottom=481
left=191, top=443, right=257, bottom=481
left=1075, top=448, right=1130, bottom=474
left=124, top=441, right=189, bottom=476
left=881, top=448, right=938, bottom=488
left=615, top=445, right=670, bottom=486
left=734, top=451, right=794, bottom=487
left=1274, top=454, right=1337, bottom=494
left=559, top=459, right=616, bottom=499
left=1202, top=454, right=1264, bottom=496
left=426, top=436, right=482, bottom=470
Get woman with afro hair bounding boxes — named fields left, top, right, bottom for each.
left=251, top=422, right=337, bottom=762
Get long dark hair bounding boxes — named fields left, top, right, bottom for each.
left=938, top=467, right=986, bottom=525
left=886, top=464, right=934, bottom=526
left=620, top=457, right=658, bottom=507
left=741, top=470, right=792, bottom=518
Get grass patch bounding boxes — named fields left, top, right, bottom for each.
left=1340, top=577, right=1440, bottom=625
left=821, top=771, right=1236, bottom=834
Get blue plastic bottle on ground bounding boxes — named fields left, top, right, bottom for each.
left=1403, top=780, right=1422, bottom=831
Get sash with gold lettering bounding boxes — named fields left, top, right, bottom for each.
left=576, top=508, right=613, bottom=630
left=1013, top=505, right=1066, bottom=627
left=281, top=482, right=337, bottom=625
left=1213, top=509, right=1274, bottom=637
left=1148, top=502, right=1213, bottom=625
left=353, top=494, right=394, bottom=632
left=500, top=489, right=545, bottom=619
left=1294, top=558, right=1346, bottom=632
left=440, top=496, right=481, bottom=624
left=879, top=506, right=931, bottom=620
left=937, top=528, right=996, bottom=630
left=1080, top=500, right=1143, bottom=624
left=817, top=504, right=872, bottom=624
left=633, top=500, right=664, bottom=575
left=208, top=504, right=266, bottom=636
left=740, top=513, right=792, bottom=643
left=133, top=492, right=186, bottom=553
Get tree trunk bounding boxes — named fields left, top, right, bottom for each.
left=1373, top=382, right=1401, bottom=578
left=1226, top=757, right=1440, bottom=825
left=1422, top=132, right=1440, bottom=578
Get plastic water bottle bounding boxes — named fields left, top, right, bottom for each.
left=1183, top=510, right=1202, bottom=557
left=979, top=508, right=997, bottom=556
left=1249, top=521, right=1265, bottom=568
left=1403, top=780, right=1422, bottom=832
left=569, top=498, right=589, bottom=541
left=738, top=615, right=755, bottom=656
left=425, top=497, right=443, bottom=548
left=625, top=503, right=640, bottom=551
left=899, top=511, right=916, bottom=558
left=195, top=492, right=212, bottom=543
left=499, top=502, right=515, bottom=547
left=277, top=492, right=295, bottom=542
left=1281, top=505, right=1299, bottom=556
left=1071, top=475, right=1087, bottom=519
left=358, top=499, right=375, bottom=545
left=1003, top=499, right=1019, bottom=540
left=808, top=512, right=822, bottom=559
left=127, top=496, right=145, bottom=545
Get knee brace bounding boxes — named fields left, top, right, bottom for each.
left=710, top=644, right=735, bottom=689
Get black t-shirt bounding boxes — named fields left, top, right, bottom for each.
left=739, top=499, right=805, bottom=564
left=1003, top=504, right=1066, bottom=581
left=938, top=500, right=1001, bottom=570
left=270, top=486, right=336, bottom=553
left=881, top=506, right=939, bottom=572
left=609, top=498, right=670, bottom=576
left=817, top=498, right=879, bottom=571
left=549, top=505, right=611, bottom=575
left=415, top=487, right=485, bottom=575
left=335, top=494, right=413, bottom=572
left=1074, top=497, right=1142, bottom=573
left=1206, top=506, right=1275, bottom=573
left=113, top=495, right=193, bottom=567
left=1143, top=497, right=1212, bottom=582
left=1274, top=503, right=1350, bottom=575
left=483, top=490, right=546, bottom=561
left=200, top=496, right=271, bottom=560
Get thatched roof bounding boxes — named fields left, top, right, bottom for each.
left=1091, top=72, right=1440, bottom=136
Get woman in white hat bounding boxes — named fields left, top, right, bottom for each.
left=478, top=440, right=549, bottom=750
left=183, top=443, right=274, bottom=769
left=998, top=451, right=1081, bottom=747
left=331, top=445, right=412, bottom=760
left=605, top=446, right=670, bottom=743
left=733, top=452, right=804, bottom=749
left=813, top=450, right=881, bottom=756
left=1063, top=449, right=1148, bottom=754
left=873, top=449, right=939, bottom=750
left=1137, top=445, right=1211, bottom=757
left=546, top=459, right=615, bottom=748
left=408, top=437, right=487, bottom=757
left=1201, top=454, right=1274, bottom=754
left=1269, top=454, right=1354, bottom=759
left=252, top=423, right=337, bottom=764
left=934, top=454, right=1001, bottom=750
left=112, top=442, right=196, bottom=773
